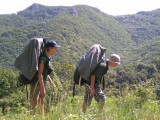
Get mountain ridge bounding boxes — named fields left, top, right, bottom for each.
left=0, top=4, right=159, bottom=68
left=115, top=8, right=160, bottom=43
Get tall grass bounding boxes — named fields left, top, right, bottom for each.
left=1, top=94, right=160, bottom=119
left=1, top=80, right=160, bottom=120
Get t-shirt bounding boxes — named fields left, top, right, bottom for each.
left=39, top=54, right=51, bottom=81
left=92, top=62, right=108, bottom=86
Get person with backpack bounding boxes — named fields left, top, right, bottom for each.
left=73, top=44, right=120, bottom=113
left=82, top=53, right=120, bottom=112
left=30, top=40, right=60, bottom=115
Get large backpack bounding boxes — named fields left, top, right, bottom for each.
left=73, top=44, right=106, bottom=97
left=14, top=38, right=46, bottom=85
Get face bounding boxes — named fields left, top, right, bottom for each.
left=49, top=47, right=57, bottom=55
left=109, top=62, right=118, bottom=67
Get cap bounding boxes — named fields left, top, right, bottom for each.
left=109, top=54, right=120, bottom=65
left=45, top=40, right=61, bottom=48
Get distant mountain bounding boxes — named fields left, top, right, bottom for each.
left=17, top=3, right=70, bottom=20
left=114, top=9, right=160, bottom=63
left=0, top=4, right=134, bottom=68
left=115, top=8, right=160, bottom=44
left=0, top=3, right=160, bottom=68
left=133, top=36, right=160, bottom=63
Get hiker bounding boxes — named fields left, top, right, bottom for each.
left=82, top=53, right=120, bottom=112
left=30, top=40, right=60, bottom=115
left=73, top=44, right=120, bottom=112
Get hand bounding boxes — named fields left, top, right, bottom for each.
left=40, top=88, right=46, bottom=98
left=48, top=75, right=56, bottom=88
left=51, top=82, right=56, bottom=88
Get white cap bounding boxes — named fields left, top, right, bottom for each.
left=109, top=54, right=120, bottom=65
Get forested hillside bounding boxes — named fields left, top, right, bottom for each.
left=115, top=9, right=160, bottom=63
left=115, top=8, right=160, bottom=43
left=0, top=4, right=160, bottom=119
left=0, top=3, right=135, bottom=68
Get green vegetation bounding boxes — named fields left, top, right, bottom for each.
left=0, top=3, right=160, bottom=120
left=0, top=4, right=135, bottom=68
left=0, top=58, right=160, bottom=119
left=115, top=8, right=160, bottom=43
left=1, top=91, right=160, bottom=120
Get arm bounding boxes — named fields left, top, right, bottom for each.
left=48, top=75, right=56, bottom=87
left=38, top=63, right=46, bottom=98
left=90, top=75, right=95, bottom=96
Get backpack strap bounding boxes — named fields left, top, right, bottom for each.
left=71, top=82, right=76, bottom=103
left=40, top=38, right=46, bottom=54
left=102, top=61, right=109, bottom=90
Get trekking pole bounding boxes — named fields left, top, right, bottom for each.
left=26, top=85, right=30, bottom=111
left=71, top=76, right=82, bottom=102
left=78, top=77, right=82, bottom=86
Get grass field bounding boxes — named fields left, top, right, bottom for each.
left=1, top=95, right=160, bottom=120
left=1, top=81, right=160, bottom=120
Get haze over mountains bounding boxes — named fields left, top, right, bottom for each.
left=0, top=3, right=159, bottom=68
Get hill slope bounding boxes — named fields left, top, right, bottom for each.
left=115, top=9, right=160, bottom=63
left=0, top=4, right=135, bottom=68
left=115, top=8, right=160, bottom=44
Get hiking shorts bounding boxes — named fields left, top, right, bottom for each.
left=83, top=85, right=106, bottom=106
left=30, top=81, right=41, bottom=100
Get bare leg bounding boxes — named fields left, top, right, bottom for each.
left=38, top=96, right=45, bottom=116
left=30, top=97, right=38, bottom=114
left=30, top=82, right=40, bottom=115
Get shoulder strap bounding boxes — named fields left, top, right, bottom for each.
left=102, top=62, right=109, bottom=90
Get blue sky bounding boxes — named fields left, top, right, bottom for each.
left=0, top=0, right=160, bottom=15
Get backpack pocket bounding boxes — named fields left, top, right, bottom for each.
left=18, top=72, right=38, bottom=85
left=74, top=67, right=90, bottom=86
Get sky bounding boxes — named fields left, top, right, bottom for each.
left=0, top=0, right=160, bottom=16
